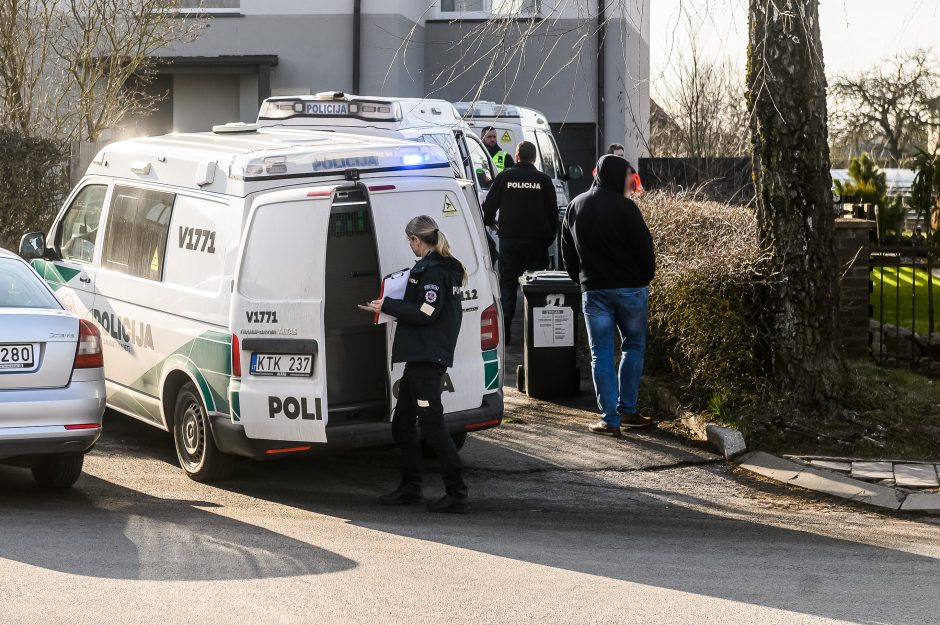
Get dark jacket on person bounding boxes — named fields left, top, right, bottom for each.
left=382, top=251, right=464, bottom=368
left=561, top=155, right=655, bottom=292
left=482, top=161, right=558, bottom=240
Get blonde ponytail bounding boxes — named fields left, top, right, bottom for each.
left=405, top=214, right=468, bottom=285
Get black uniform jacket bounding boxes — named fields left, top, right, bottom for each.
left=381, top=251, right=464, bottom=368
left=482, top=162, right=558, bottom=240
left=561, top=154, right=655, bottom=292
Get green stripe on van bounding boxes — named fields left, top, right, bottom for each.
left=128, top=331, right=233, bottom=416
left=483, top=349, right=500, bottom=391
left=31, top=260, right=81, bottom=292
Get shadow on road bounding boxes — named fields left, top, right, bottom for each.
left=0, top=468, right=356, bottom=581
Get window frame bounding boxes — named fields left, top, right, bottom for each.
left=101, top=185, right=176, bottom=283
left=437, top=0, right=541, bottom=19
left=168, top=0, right=241, bottom=16
left=54, top=183, right=109, bottom=265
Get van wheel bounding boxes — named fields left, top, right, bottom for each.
left=173, top=382, right=233, bottom=482
left=31, top=453, right=84, bottom=488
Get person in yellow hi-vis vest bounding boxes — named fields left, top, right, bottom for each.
left=481, top=126, right=514, bottom=172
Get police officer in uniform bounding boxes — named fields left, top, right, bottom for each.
left=365, top=215, right=469, bottom=513
left=482, top=140, right=557, bottom=342
left=481, top=126, right=514, bottom=172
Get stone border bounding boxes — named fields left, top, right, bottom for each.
left=737, top=451, right=940, bottom=515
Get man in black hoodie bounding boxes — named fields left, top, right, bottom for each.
left=561, top=155, right=655, bottom=437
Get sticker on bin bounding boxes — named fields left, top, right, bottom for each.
left=532, top=306, right=574, bottom=348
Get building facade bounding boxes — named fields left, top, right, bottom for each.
left=132, top=0, right=650, bottom=175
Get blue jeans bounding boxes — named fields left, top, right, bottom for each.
left=582, top=287, right=649, bottom=427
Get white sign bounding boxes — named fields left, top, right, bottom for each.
left=532, top=306, right=574, bottom=348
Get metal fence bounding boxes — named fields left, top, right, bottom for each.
left=869, top=242, right=938, bottom=369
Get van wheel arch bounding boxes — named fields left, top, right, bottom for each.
left=162, top=370, right=196, bottom=432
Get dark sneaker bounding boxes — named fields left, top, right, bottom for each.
left=426, top=494, right=469, bottom=514
left=379, top=484, right=423, bottom=506
left=588, top=420, right=622, bottom=437
left=618, top=411, right=654, bottom=429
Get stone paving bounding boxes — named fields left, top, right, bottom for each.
left=738, top=452, right=940, bottom=515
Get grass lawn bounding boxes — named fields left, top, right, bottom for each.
left=870, top=266, right=940, bottom=336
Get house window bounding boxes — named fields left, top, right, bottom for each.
left=440, top=0, right=540, bottom=16
left=176, top=0, right=240, bottom=14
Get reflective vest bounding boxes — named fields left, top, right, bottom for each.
left=493, top=150, right=509, bottom=173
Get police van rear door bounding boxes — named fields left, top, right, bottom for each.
left=231, top=187, right=332, bottom=443
left=368, top=179, right=494, bottom=416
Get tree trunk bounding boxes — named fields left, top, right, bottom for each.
left=747, top=0, right=844, bottom=403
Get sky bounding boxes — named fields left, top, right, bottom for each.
left=651, top=0, right=940, bottom=87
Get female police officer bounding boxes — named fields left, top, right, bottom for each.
left=364, top=215, right=469, bottom=513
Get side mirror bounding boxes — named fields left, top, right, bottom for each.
left=19, top=232, right=46, bottom=260
left=566, top=165, right=583, bottom=181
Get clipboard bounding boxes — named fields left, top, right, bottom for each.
left=375, top=268, right=410, bottom=324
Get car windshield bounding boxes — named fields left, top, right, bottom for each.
left=0, top=259, right=61, bottom=309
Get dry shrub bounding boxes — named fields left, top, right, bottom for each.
left=640, top=190, right=774, bottom=406
left=0, top=129, right=69, bottom=250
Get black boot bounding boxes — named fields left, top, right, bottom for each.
left=426, top=494, right=468, bottom=514
left=379, top=483, right=423, bottom=506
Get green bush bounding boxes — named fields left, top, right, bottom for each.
left=0, top=129, right=69, bottom=250
left=641, top=191, right=773, bottom=406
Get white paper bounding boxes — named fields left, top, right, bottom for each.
left=377, top=268, right=410, bottom=324
left=532, top=306, right=574, bottom=347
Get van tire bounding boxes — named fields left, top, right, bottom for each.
left=31, top=453, right=84, bottom=488
left=173, top=382, right=233, bottom=482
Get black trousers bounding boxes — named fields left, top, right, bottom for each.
left=499, top=237, right=550, bottom=324
left=392, top=362, right=467, bottom=497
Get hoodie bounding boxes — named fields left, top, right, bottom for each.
left=560, top=155, right=655, bottom=292
left=381, top=251, right=465, bottom=367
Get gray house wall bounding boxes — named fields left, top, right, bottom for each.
left=423, top=19, right=597, bottom=123
left=122, top=1, right=648, bottom=163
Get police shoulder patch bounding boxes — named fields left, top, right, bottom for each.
left=425, top=290, right=438, bottom=303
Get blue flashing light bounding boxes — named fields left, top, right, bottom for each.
left=401, top=154, right=424, bottom=166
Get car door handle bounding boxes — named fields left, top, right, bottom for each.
left=79, top=275, right=91, bottom=284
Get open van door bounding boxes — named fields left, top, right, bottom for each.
left=230, top=188, right=333, bottom=443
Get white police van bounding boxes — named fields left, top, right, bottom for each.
left=21, top=125, right=504, bottom=481
left=257, top=92, right=499, bottom=205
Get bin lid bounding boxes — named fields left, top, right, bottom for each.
left=519, top=270, right=580, bottom=291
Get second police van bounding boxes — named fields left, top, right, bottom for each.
left=21, top=125, right=504, bottom=481
left=256, top=92, right=500, bottom=206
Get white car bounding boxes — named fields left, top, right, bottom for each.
left=0, top=247, right=105, bottom=488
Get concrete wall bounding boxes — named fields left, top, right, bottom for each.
left=172, top=74, right=240, bottom=132
left=423, top=19, right=597, bottom=123
left=423, top=7, right=650, bottom=163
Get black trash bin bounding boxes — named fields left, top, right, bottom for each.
left=517, top=271, right=582, bottom=399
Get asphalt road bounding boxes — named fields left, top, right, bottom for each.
left=1, top=394, right=939, bottom=625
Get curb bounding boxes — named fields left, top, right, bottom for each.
left=736, top=451, right=940, bottom=515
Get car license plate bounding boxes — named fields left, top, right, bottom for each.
left=0, top=344, right=35, bottom=371
left=303, top=102, right=349, bottom=116
left=250, top=353, right=313, bottom=377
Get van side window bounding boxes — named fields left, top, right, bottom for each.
left=467, top=138, right=495, bottom=189
left=534, top=130, right=563, bottom=179
left=56, top=185, right=107, bottom=264
left=102, top=185, right=175, bottom=281
left=419, top=133, right=462, bottom=176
